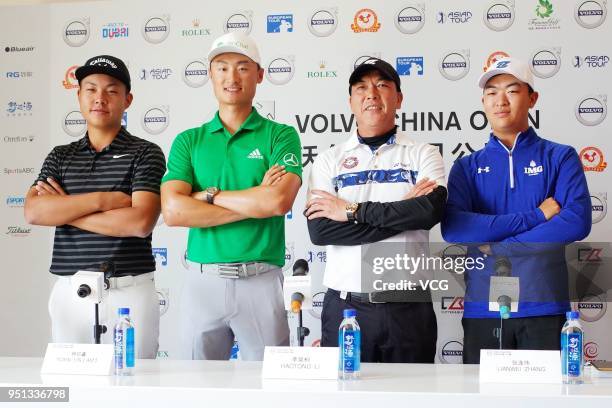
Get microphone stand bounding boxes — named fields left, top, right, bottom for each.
left=94, top=303, right=106, bottom=344
left=297, top=309, right=310, bottom=347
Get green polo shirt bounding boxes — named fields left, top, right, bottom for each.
left=162, top=108, right=302, bottom=266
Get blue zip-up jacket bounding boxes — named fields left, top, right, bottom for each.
left=441, top=127, right=591, bottom=318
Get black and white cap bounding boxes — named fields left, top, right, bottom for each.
left=75, top=55, right=131, bottom=91
left=349, top=57, right=401, bottom=95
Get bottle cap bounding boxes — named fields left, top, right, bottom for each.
left=119, top=307, right=130, bottom=315
left=343, top=309, right=356, bottom=318
left=566, top=311, right=579, bottom=320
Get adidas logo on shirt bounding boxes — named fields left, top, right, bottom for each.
left=247, top=149, right=264, bottom=160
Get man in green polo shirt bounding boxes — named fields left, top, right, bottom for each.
left=161, top=32, right=302, bottom=360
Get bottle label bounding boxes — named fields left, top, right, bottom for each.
left=114, top=328, right=124, bottom=370
left=339, top=329, right=361, bottom=373
left=563, top=332, right=582, bottom=377
left=126, top=327, right=135, bottom=368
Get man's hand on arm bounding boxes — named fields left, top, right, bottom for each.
left=212, top=166, right=300, bottom=218
left=69, top=191, right=160, bottom=238
left=162, top=165, right=289, bottom=227
left=538, top=197, right=561, bottom=220
left=24, top=178, right=131, bottom=226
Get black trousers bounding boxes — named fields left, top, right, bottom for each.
left=462, top=314, right=566, bottom=364
left=321, top=289, right=437, bottom=363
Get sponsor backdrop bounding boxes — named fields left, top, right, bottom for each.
left=0, top=0, right=610, bottom=362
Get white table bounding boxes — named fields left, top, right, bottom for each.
left=1, top=357, right=611, bottom=407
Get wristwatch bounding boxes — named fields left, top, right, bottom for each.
left=345, top=202, right=359, bottom=224
left=205, top=187, right=220, bottom=204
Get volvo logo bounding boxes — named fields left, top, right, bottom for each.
left=307, top=8, right=338, bottom=37
left=439, top=50, right=470, bottom=81
left=141, top=106, right=169, bottom=135
left=575, top=95, right=607, bottom=126
left=63, top=18, right=90, bottom=47
left=529, top=48, right=561, bottom=78
left=182, top=60, right=208, bottom=88
left=62, top=110, right=86, bottom=137
left=395, top=4, right=426, bottom=34
left=483, top=1, right=515, bottom=31
left=142, top=15, right=170, bottom=44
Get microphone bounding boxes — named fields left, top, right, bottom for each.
left=292, top=259, right=309, bottom=277
left=494, top=257, right=511, bottom=277
left=290, top=259, right=309, bottom=312
left=494, top=257, right=512, bottom=319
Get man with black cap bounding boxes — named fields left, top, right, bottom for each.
left=24, top=55, right=166, bottom=358
left=305, top=58, right=446, bottom=363
left=442, top=58, right=591, bottom=363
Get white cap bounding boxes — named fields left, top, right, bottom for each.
left=207, top=32, right=261, bottom=65
left=478, top=57, right=534, bottom=90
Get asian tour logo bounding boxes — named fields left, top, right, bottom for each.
left=141, top=106, right=169, bottom=135
left=308, top=8, right=338, bottom=37
left=351, top=8, right=381, bottom=33
left=266, top=56, right=295, bottom=85
left=575, top=0, right=607, bottom=28
left=183, top=60, right=208, bottom=88
left=529, top=48, right=561, bottom=78
left=62, top=110, right=87, bottom=137
left=574, top=55, right=609, bottom=68
left=224, top=11, right=253, bottom=34
left=580, top=146, right=607, bottom=172
left=395, top=4, right=425, bottom=34
left=438, top=10, right=473, bottom=24
left=575, top=95, right=607, bottom=126
left=142, top=15, right=170, bottom=44
left=591, top=193, right=607, bottom=223
left=483, top=1, right=515, bottom=31
left=63, top=18, right=90, bottom=47
left=439, top=50, right=470, bottom=81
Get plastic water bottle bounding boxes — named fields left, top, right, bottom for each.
left=338, top=309, right=361, bottom=380
left=114, top=308, right=135, bottom=376
left=561, top=311, right=583, bottom=384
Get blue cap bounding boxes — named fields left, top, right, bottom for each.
left=343, top=309, right=356, bottom=318
left=566, top=311, right=580, bottom=320
left=118, top=307, right=130, bottom=315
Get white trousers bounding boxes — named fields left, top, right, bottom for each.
left=48, top=273, right=159, bottom=358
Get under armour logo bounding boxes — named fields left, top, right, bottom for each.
left=478, top=166, right=490, bottom=173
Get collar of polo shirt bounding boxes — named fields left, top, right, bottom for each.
left=209, top=108, right=264, bottom=134
left=342, top=130, right=412, bottom=152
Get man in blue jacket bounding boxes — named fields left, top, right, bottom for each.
left=441, top=58, right=591, bottom=363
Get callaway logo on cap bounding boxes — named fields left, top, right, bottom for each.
left=75, top=54, right=131, bottom=91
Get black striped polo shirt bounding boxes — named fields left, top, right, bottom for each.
left=34, top=127, right=166, bottom=276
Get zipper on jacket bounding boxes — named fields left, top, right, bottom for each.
left=496, top=132, right=521, bottom=190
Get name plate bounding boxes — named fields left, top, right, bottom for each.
left=41, top=343, right=114, bottom=376
left=479, top=349, right=561, bottom=384
left=262, top=346, right=339, bottom=380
